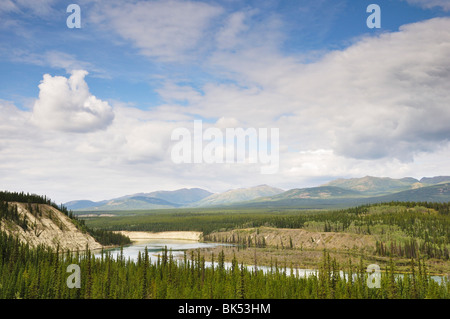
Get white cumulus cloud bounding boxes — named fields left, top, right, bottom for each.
left=31, top=70, right=114, bottom=133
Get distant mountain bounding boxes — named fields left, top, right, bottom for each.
left=322, top=176, right=421, bottom=195
left=129, top=188, right=213, bottom=205
left=368, top=182, right=450, bottom=203
left=261, top=186, right=363, bottom=201
left=233, top=186, right=364, bottom=208
left=85, top=196, right=180, bottom=211
left=191, top=185, right=284, bottom=207
left=232, top=183, right=450, bottom=209
left=65, top=176, right=450, bottom=211
left=420, top=176, right=450, bottom=185
left=64, top=200, right=107, bottom=211
left=66, top=188, right=212, bottom=211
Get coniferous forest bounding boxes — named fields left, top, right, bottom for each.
left=0, top=230, right=448, bottom=299
left=0, top=191, right=449, bottom=299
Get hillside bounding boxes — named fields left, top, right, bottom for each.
left=262, top=186, right=363, bottom=200
left=230, top=183, right=450, bottom=208
left=206, top=226, right=375, bottom=251
left=64, top=199, right=108, bottom=210
left=131, top=188, right=213, bottom=205
left=80, top=196, right=181, bottom=211
left=367, top=182, right=450, bottom=203
left=0, top=202, right=102, bottom=251
left=191, top=185, right=284, bottom=207
left=322, top=176, right=421, bottom=195
left=420, top=176, right=450, bottom=185
left=66, top=188, right=212, bottom=211
left=231, top=186, right=365, bottom=209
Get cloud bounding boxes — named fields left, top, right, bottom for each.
left=92, top=0, right=223, bottom=61
left=195, top=17, right=450, bottom=162
left=0, top=0, right=57, bottom=17
left=216, top=11, right=250, bottom=50
left=31, top=70, right=114, bottom=133
left=404, top=0, right=450, bottom=11
left=156, top=82, right=203, bottom=104
left=0, top=0, right=18, bottom=13
left=43, top=51, right=97, bottom=73
left=306, top=18, right=450, bottom=160
left=0, top=98, right=180, bottom=202
left=2, top=5, right=450, bottom=202
left=9, top=50, right=103, bottom=75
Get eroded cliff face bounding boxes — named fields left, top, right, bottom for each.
left=0, top=202, right=102, bottom=251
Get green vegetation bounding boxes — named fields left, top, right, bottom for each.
left=1, top=191, right=449, bottom=299
left=82, top=207, right=308, bottom=235
left=85, top=202, right=449, bottom=261
left=0, top=191, right=130, bottom=247
left=236, top=183, right=450, bottom=208
left=323, top=176, right=421, bottom=195
left=192, top=184, right=284, bottom=207
left=0, top=230, right=448, bottom=299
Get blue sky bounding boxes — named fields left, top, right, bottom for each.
left=2, top=0, right=447, bottom=108
left=1, top=0, right=450, bottom=202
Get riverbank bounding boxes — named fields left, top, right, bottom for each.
left=115, top=230, right=203, bottom=242
left=190, top=245, right=450, bottom=276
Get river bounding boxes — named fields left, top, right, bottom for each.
left=95, top=239, right=230, bottom=264
left=95, top=238, right=321, bottom=278
left=94, top=239, right=447, bottom=284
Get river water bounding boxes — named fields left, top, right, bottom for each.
left=95, top=239, right=327, bottom=278
left=94, top=239, right=447, bottom=284
left=95, top=239, right=230, bottom=264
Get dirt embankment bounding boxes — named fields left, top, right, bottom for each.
left=206, top=226, right=375, bottom=251
left=116, top=231, right=203, bottom=242
left=195, top=227, right=375, bottom=271
left=0, top=202, right=102, bottom=251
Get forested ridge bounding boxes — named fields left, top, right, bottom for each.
left=0, top=191, right=130, bottom=247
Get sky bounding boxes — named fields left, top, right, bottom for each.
left=1, top=0, right=450, bottom=203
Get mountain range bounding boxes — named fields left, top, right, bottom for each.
left=65, top=188, right=213, bottom=211
left=190, top=185, right=284, bottom=207
left=65, top=176, right=450, bottom=211
left=321, top=176, right=442, bottom=195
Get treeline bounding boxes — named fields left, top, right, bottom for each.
left=0, top=191, right=55, bottom=206
left=375, top=239, right=449, bottom=260
left=0, top=201, right=28, bottom=230
left=88, top=202, right=450, bottom=260
left=0, top=230, right=448, bottom=299
left=0, top=191, right=130, bottom=247
left=87, top=229, right=131, bottom=247
left=84, top=210, right=282, bottom=235
left=206, top=233, right=268, bottom=248
left=86, top=202, right=450, bottom=236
